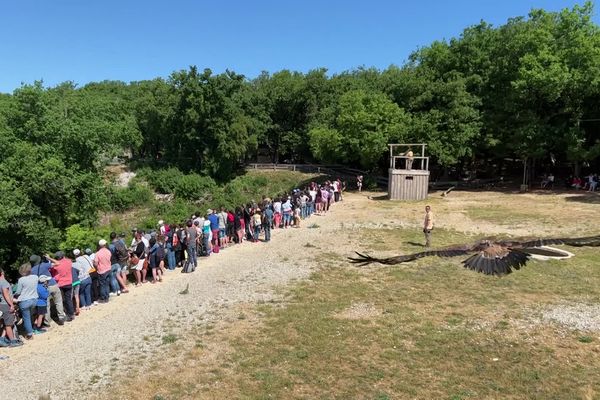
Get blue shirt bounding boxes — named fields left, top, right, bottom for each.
left=37, top=283, right=49, bottom=307
left=31, top=262, right=57, bottom=286
left=208, top=214, right=219, bottom=231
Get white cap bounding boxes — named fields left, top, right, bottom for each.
left=73, top=249, right=81, bottom=256
left=98, top=239, right=107, bottom=247
left=158, top=220, right=164, bottom=225
left=38, top=275, right=51, bottom=283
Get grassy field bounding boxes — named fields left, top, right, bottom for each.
left=107, top=189, right=600, bottom=400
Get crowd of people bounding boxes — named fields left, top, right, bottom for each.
left=541, top=172, right=598, bottom=191
left=0, top=179, right=345, bottom=349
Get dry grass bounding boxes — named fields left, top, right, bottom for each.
left=105, top=189, right=600, bottom=400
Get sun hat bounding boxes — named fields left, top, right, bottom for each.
left=73, top=249, right=81, bottom=256
left=85, top=248, right=93, bottom=255
left=158, top=220, right=164, bottom=225
left=38, top=275, right=51, bottom=283
left=98, top=239, right=107, bottom=247
left=207, top=208, right=213, bottom=214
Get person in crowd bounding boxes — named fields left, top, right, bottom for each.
left=30, top=254, right=65, bottom=326
left=208, top=209, right=220, bottom=253
left=46, top=251, right=75, bottom=322
left=84, top=248, right=99, bottom=303
left=73, top=249, right=93, bottom=310
left=234, top=207, right=244, bottom=244
left=227, top=209, right=236, bottom=245
left=109, top=232, right=129, bottom=295
left=0, top=267, right=22, bottom=347
left=33, top=275, right=50, bottom=333
left=282, top=197, right=293, bottom=228
left=148, top=237, right=164, bottom=281
left=70, top=254, right=81, bottom=315
left=424, top=205, right=434, bottom=247
left=202, top=217, right=212, bottom=254
left=263, top=204, right=273, bottom=242
left=93, top=240, right=112, bottom=303
left=588, top=173, right=598, bottom=192
left=357, top=175, right=363, bottom=192
left=165, top=224, right=176, bottom=270
left=14, top=263, right=39, bottom=339
left=252, top=209, right=262, bottom=242
left=186, top=220, right=198, bottom=271
left=273, top=198, right=282, bottom=228
left=218, top=207, right=229, bottom=249
left=131, top=231, right=148, bottom=285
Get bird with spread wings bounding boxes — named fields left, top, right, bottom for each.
left=348, top=235, right=600, bottom=276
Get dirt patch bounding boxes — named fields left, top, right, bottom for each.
left=335, top=302, right=382, bottom=320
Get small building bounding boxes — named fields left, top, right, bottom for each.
left=388, top=143, right=430, bottom=200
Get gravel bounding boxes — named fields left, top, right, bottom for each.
left=0, top=205, right=345, bottom=400
left=541, top=303, right=600, bottom=332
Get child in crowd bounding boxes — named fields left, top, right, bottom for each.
left=34, top=276, right=50, bottom=333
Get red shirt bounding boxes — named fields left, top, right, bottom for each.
left=95, top=247, right=112, bottom=274
left=51, top=259, right=73, bottom=288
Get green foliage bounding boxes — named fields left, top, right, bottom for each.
left=106, top=184, right=154, bottom=212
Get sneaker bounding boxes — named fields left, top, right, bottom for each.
left=117, top=290, right=121, bottom=296
left=57, top=319, right=65, bottom=326
left=8, top=339, right=23, bottom=347
left=93, top=301, right=99, bottom=306
left=109, top=292, right=116, bottom=297
left=33, top=329, right=47, bottom=335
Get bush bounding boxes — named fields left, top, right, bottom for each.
left=172, top=173, right=217, bottom=201
left=107, top=183, right=154, bottom=212
left=135, top=167, right=184, bottom=194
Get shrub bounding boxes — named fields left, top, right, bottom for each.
left=172, top=173, right=217, bottom=201
left=107, top=183, right=154, bottom=212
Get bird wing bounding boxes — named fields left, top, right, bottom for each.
left=348, top=248, right=471, bottom=266
left=462, top=245, right=529, bottom=276
left=504, top=235, right=600, bottom=248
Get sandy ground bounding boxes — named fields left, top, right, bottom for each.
left=1, top=188, right=598, bottom=400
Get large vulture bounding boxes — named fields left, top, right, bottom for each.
left=348, top=235, right=600, bottom=276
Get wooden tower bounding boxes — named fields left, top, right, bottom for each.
left=388, top=143, right=430, bottom=200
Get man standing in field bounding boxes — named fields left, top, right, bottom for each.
left=423, top=205, right=434, bottom=247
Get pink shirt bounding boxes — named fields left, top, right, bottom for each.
left=51, top=259, right=73, bottom=288
left=94, top=247, right=112, bottom=275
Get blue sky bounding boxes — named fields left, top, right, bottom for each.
left=0, top=0, right=596, bottom=93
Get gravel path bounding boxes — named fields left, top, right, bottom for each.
left=0, top=199, right=350, bottom=400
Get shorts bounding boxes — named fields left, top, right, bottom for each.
left=134, top=258, right=145, bottom=271
left=219, top=228, right=226, bottom=238
left=119, top=263, right=129, bottom=274
left=36, top=306, right=47, bottom=315
left=0, top=303, right=15, bottom=325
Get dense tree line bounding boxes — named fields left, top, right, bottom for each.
left=0, top=3, right=599, bottom=268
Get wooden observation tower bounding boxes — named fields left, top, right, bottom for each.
left=388, top=143, right=430, bottom=200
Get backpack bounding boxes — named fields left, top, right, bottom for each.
left=172, top=231, right=180, bottom=247
left=115, top=240, right=129, bottom=264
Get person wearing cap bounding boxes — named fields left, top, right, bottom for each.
left=45, top=251, right=75, bottom=322
left=30, top=254, right=65, bottom=326
left=252, top=208, right=262, bottom=242
left=73, top=249, right=93, bottom=310
left=33, top=275, right=50, bottom=333
left=14, top=263, right=39, bottom=339
left=94, top=239, right=112, bottom=303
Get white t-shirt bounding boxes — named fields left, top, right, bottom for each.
left=273, top=201, right=282, bottom=213
left=309, top=190, right=317, bottom=202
